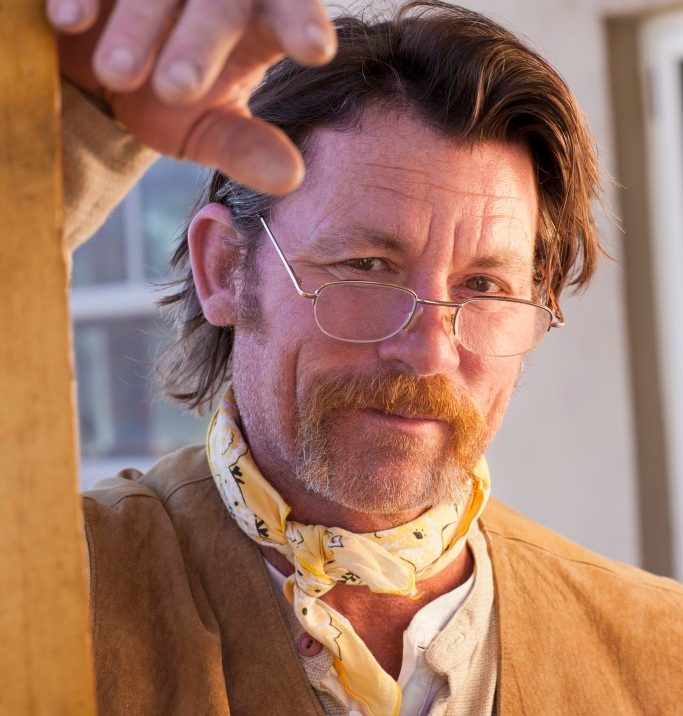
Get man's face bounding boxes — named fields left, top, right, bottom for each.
left=230, top=107, right=538, bottom=515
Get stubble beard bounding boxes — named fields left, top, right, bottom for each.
left=294, top=371, right=488, bottom=514
left=232, top=275, right=489, bottom=515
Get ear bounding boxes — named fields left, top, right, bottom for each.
left=188, top=203, right=244, bottom=326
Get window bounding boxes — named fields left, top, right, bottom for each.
left=71, top=159, right=211, bottom=489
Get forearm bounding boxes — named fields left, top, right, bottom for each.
left=61, top=79, right=158, bottom=254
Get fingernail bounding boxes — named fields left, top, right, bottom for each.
left=104, top=46, right=137, bottom=76
left=161, top=59, right=201, bottom=92
left=51, top=0, right=82, bottom=25
left=305, top=23, right=335, bottom=58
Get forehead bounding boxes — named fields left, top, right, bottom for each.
left=276, top=106, right=538, bottom=261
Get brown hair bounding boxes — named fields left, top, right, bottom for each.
left=158, top=0, right=602, bottom=412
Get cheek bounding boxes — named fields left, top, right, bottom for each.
left=231, top=326, right=303, bottom=463
left=233, top=291, right=321, bottom=429
left=260, top=275, right=318, bottom=344
left=457, top=353, right=521, bottom=433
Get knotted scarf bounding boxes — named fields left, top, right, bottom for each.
left=207, top=389, right=490, bottom=716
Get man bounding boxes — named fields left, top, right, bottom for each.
left=51, top=0, right=683, bottom=714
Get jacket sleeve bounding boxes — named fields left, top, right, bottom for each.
left=61, top=79, right=159, bottom=255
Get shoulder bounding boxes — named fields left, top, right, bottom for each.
left=82, top=444, right=216, bottom=595
left=83, top=443, right=211, bottom=508
left=481, top=497, right=683, bottom=685
left=82, top=444, right=211, bottom=562
left=481, top=500, right=683, bottom=709
left=82, top=443, right=212, bottom=591
left=81, top=445, right=232, bottom=713
left=480, top=497, right=683, bottom=598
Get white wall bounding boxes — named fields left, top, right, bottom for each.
left=326, top=0, right=680, bottom=566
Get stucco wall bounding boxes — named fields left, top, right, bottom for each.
left=326, top=0, right=681, bottom=566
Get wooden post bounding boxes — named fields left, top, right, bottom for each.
left=0, top=2, right=97, bottom=714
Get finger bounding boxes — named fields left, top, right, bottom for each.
left=152, top=0, right=253, bottom=105
left=183, top=112, right=305, bottom=196
left=92, top=0, right=179, bottom=93
left=46, top=0, right=99, bottom=33
left=260, top=0, right=337, bottom=66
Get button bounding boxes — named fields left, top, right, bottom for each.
left=297, top=633, right=323, bottom=657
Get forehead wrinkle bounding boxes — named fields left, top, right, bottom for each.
left=453, top=212, right=533, bottom=279
left=462, top=213, right=530, bottom=221
left=362, top=183, right=433, bottom=205
left=363, top=161, right=519, bottom=201
left=360, top=161, right=524, bottom=201
left=476, top=213, right=532, bottom=243
left=365, top=180, right=522, bottom=202
left=479, top=195, right=527, bottom=232
left=361, top=160, right=432, bottom=176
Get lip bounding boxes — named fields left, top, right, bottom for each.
left=359, top=408, right=447, bottom=435
left=367, top=408, right=440, bottom=421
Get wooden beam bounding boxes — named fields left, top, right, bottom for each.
left=0, top=2, right=97, bottom=713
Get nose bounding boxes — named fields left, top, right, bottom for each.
left=376, top=302, right=462, bottom=376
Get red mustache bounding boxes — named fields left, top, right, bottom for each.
left=299, top=372, right=485, bottom=432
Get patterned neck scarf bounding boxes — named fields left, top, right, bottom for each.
left=206, top=389, right=490, bottom=716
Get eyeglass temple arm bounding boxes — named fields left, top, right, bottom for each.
left=259, top=216, right=316, bottom=299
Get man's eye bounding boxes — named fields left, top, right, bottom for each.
left=344, top=258, right=386, bottom=271
left=465, top=276, right=501, bottom=293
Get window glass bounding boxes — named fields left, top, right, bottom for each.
left=74, top=318, right=208, bottom=459
left=142, top=160, right=209, bottom=280
left=71, top=158, right=212, bottom=487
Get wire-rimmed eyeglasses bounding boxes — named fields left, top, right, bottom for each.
left=259, top=217, right=564, bottom=357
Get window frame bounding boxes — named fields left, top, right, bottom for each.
left=640, top=10, right=683, bottom=580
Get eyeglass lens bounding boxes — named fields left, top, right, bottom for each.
left=455, top=299, right=552, bottom=356
left=313, top=283, right=551, bottom=356
left=314, top=283, right=415, bottom=342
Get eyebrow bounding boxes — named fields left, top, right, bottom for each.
left=462, top=251, right=534, bottom=278
left=310, top=227, right=405, bottom=255
left=310, top=226, right=533, bottom=277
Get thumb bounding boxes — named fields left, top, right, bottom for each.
left=182, top=110, right=305, bottom=196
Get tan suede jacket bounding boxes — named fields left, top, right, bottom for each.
left=61, top=79, right=683, bottom=716
left=82, top=445, right=683, bottom=716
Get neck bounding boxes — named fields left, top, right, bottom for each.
left=253, top=445, right=475, bottom=678
left=261, top=541, right=473, bottom=679
left=210, top=391, right=486, bottom=683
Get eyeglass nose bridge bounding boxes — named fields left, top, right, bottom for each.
left=404, top=296, right=462, bottom=337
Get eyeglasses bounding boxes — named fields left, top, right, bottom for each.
left=259, top=217, right=564, bottom=357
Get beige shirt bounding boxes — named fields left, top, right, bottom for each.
left=269, top=523, right=498, bottom=716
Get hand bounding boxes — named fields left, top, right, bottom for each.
left=48, top=0, right=337, bottom=194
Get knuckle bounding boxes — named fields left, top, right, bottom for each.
left=113, top=5, right=166, bottom=35
left=156, top=0, right=255, bottom=72
left=101, top=0, right=174, bottom=47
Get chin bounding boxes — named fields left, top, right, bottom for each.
left=295, top=450, right=474, bottom=516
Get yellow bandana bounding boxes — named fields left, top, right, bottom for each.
left=206, top=389, right=490, bottom=716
